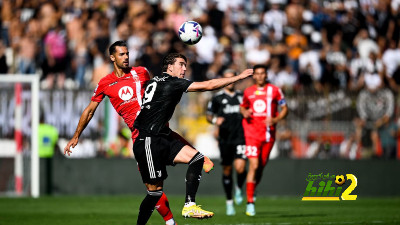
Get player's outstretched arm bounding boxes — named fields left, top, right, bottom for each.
left=64, top=101, right=99, bottom=156
left=187, top=69, right=253, bottom=92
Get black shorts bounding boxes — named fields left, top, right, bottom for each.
left=132, top=130, right=186, bottom=184
left=218, top=142, right=247, bottom=166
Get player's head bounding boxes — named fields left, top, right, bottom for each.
left=253, top=64, right=268, bottom=87
left=222, top=69, right=237, bottom=91
left=109, top=41, right=130, bottom=69
left=163, top=53, right=187, bottom=78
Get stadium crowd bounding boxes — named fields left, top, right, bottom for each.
left=1, top=0, right=399, bottom=159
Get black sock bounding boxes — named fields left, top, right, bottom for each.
left=185, top=152, right=204, bottom=203
left=137, top=190, right=163, bottom=225
left=223, top=174, right=233, bottom=200
left=237, top=170, right=247, bottom=190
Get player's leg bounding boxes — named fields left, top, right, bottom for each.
left=133, top=135, right=177, bottom=224
left=244, top=138, right=261, bottom=216
left=155, top=193, right=177, bottom=225
left=222, top=165, right=233, bottom=199
left=234, top=158, right=247, bottom=189
left=137, top=182, right=164, bottom=225
left=234, top=144, right=247, bottom=205
left=222, top=164, right=235, bottom=215
left=171, top=130, right=214, bottom=172
left=133, top=133, right=169, bottom=224
left=255, top=140, right=275, bottom=186
left=219, top=143, right=236, bottom=215
left=173, top=145, right=214, bottom=219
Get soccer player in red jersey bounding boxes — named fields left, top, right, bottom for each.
left=240, top=64, right=288, bottom=216
left=63, top=41, right=178, bottom=225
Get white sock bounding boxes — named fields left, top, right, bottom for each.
left=226, top=199, right=234, bottom=205
left=165, top=218, right=175, bottom=225
left=184, top=202, right=196, bottom=207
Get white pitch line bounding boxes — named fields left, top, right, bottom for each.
left=182, top=221, right=386, bottom=225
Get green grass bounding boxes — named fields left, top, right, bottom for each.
left=0, top=195, right=399, bottom=225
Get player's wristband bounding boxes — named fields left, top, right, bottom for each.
left=212, top=117, right=217, bottom=124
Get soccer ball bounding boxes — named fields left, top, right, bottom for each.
left=335, top=175, right=345, bottom=186
left=178, top=21, right=203, bottom=45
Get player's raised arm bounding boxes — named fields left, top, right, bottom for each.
left=64, top=101, right=99, bottom=156
left=187, top=69, right=253, bottom=92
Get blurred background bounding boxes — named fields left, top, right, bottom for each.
left=0, top=0, right=399, bottom=197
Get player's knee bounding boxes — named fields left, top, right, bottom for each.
left=223, top=165, right=232, bottom=175
left=236, top=166, right=246, bottom=174
left=249, top=159, right=259, bottom=171
left=189, top=152, right=204, bottom=165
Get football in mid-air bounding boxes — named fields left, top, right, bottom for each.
left=335, top=175, right=345, bottom=186
left=178, top=21, right=203, bottom=45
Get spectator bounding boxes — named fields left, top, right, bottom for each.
left=263, top=1, right=287, bottom=41
left=41, top=22, right=68, bottom=89
left=38, top=114, right=59, bottom=195
left=382, top=39, right=400, bottom=92
left=353, top=29, right=379, bottom=60
left=276, top=119, right=293, bottom=158
left=356, top=88, right=395, bottom=158
left=0, top=40, right=8, bottom=74
left=375, top=115, right=398, bottom=159
left=285, top=28, right=307, bottom=74
left=16, top=31, right=37, bottom=74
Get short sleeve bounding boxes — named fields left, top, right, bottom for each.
left=173, top=77, right=193, bottom=93
left=277, top=87, right=286, bottom=106
left=143, top=67, right=151, bottom=80
left=91, top=83, right=105, bottom=103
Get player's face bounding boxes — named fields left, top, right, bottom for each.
left=223, top=72, right=235, bottom=91
left=168, top=58, right=187, bottom=78
left=111, top=46, right=130, bottom=69
left=253, top=68, right=267, bottom=86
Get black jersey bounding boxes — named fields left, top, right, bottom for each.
left=134, top=73, right=193, bottom=135
left=206, top=90, right=245, bottom=144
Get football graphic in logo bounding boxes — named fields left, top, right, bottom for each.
left=119, top=86, right=134, bottom=101
left=335, top=175, right=345, bottom=186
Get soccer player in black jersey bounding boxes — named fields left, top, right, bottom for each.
left=206, top=69, right=247, bottom=216
left=133, top=53, right=253, bottom=224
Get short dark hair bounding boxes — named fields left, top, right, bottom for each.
left=162, top=53, right=187, bottom=72
left=109, top=41, right=128, bottom=56
left=222, top=69, right=237, bottom=76
left=253, top=64, right=268, bottom=71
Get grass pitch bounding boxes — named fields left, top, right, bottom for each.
left=0, top=195, right=399, bottom=225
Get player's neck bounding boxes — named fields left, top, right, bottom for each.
left=256, top=84, right=266, bottom=88
left=114, top=68, right=130, bottom=78
left=223, top=88, right=235, bottom=95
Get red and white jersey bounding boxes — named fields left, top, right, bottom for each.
left=91, top=67, right=150, bottom=139
left=241, top=83, right=286, bottom=142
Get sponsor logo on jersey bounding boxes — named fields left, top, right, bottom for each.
left=109, top=81, right=118, bottom=86
left=255, top=90, right=265, bottom=95
left=154, top=76, right=169, bottom=82
left=119, top=86, right=134, bottom=101
left=253, top=99, right=266, bottom=113
left=223, top=105, right=240, bottom=114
